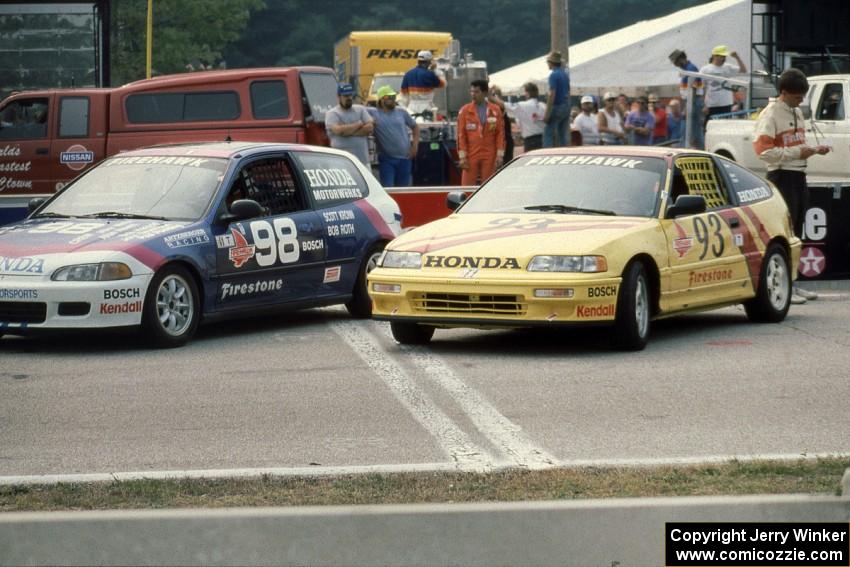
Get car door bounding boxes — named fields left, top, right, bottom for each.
left=213, top=154, right=326, bottom=310
left=660, top=154, right=750, bottom=310
left=805, top=80, right=849, bottom=178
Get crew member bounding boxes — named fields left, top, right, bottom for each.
left=457, top=79, right=505, bottom=186
left=399, top=50, right=445, bottom=117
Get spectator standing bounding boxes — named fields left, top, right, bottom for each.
left=669, top=48, right=705, bottom=149
left=700, top=45, right=747, bottom=128
left=598, top=91, right=626, bottom=145
left=572, top=95, right=600, bottom=145
left=667, top=98, right=685, bottom=147
left=623, top=96, right=655, bottom=145
left=367, top=85, right=420, bottom=187
left=752, top=68, right=830, bottom=304
left=399, top=50, right=446, bottom=117
left=493, top=82, right=546, bottom=152
left=488, top=85, right=514, bottom=162
left=615, top=93, right=630, bottom=120
left=543, top=50, right=570, bottom=147
left=648, top=94, right=668, bottom=145
left=325, top=83, right=374, bottom=166
left=457, top=79, right=505, bottom=186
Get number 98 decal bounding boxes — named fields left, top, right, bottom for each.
left=250, top=218, right=299, bottom=266
left=693, top=214, right=725, bottom=260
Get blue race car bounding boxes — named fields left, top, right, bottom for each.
left=0, top=142, right=402, bottom=347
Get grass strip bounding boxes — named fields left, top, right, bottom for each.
left=2, top=457, right=847, bottom=512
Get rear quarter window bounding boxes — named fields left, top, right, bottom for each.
left=295, top=152, right=369, bottom=208
left=250, top=80, right=290, bottom=119
left=720, top=159, right=773, bottom=205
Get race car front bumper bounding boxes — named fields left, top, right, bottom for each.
left=369, top=272, right=624, bottom=328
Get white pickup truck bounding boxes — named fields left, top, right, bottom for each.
left=706, top=74, right=849, bottom=183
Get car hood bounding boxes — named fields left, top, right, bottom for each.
left=389, top=213, right=654, bottom=264
left=0, top=217, right=192, bottom=276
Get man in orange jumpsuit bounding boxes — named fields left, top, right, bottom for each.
left=457, top=79, right=505, bottom=186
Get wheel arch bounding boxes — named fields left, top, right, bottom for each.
left=152, top=259, right=206, bottom=315
left=622, top=253, right=661, bottom=317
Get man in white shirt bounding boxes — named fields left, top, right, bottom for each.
left=700, top=44, right=747, bottom=129
left=493, top=82, right=546, bottom=152
left=572, top=95, right=599, bottom=145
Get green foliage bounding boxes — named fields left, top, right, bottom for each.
left=111, top=0, right=264, bottom=85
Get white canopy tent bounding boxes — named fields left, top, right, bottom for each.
left=489, top=0, right=758, bottom=97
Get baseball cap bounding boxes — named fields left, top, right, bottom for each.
left=711, top=45, right=730, bottom=57
left=580, top=95, right=594, bottom=104
left=603, top=91, right=617, bottom=100
left=337, top=83, right=355, bottom=96
left=376, top=85, right=397, bottom=99
left=648, top=93, right=659, bottom=102
left=417, top=50, right=433, bottom=61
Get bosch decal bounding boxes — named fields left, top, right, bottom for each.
left=576, top=304, right=615, bottom=318
left=100, top=300, right=143, bottom=314
left=423, top=256, right=521, bottom=269
left=0, top=288, right=38, bottom=299
left=227, top=228, right=256, bottom=268
left=164, top=229, right=210, bottom=248
left=220, top=278, right=284, bottom=300
left=0, top=256, right=45, bottom=274
left=587, top=286, right=617, bottom=298
left=103, top=288, right=141, bottom=300
left=301, top=239, right=324, bottom=251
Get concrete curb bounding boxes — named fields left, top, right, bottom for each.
left=1, top=490, right=849, bottom=567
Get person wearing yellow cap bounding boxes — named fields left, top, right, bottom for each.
left=366, top=85, right=420, bottom=187
left=699, top=44, right=747, bottom=130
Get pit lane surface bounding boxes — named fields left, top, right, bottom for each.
left=2, top=295, right=849, bottom=479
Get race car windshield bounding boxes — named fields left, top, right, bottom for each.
left=39, top=156, right=228, bottom=221
left=459, top=154, right=665, bottom=218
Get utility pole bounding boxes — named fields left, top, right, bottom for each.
left=550, top=0, right=569, bottom=64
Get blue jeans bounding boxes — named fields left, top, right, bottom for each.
left=378, top=155, right=412, bottom=187
left=683, top=96, right=705, bottom=149
left=543, top=103, right=571, bottom=147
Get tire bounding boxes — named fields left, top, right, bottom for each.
left=345, top=243, right=385, bottom=319
left=612, top=261, right=651, bottom=351
left=141, top=265, right=200, bottom=348
left=390, top=321, right=435, bottom=345
left=744, top=244, right=791, bottom=323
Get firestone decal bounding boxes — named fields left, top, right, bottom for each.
left=688, top=268, right=733, bottom=286
left=220, top=278, right=283, bottom=300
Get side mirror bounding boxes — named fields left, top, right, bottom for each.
left=446, top=191, right=467, bottom=211
left=665, top=195, right=707, bottom=218
left=28, top=197, right=46, bottom=213
left=220, top=199, right=264, bottom=222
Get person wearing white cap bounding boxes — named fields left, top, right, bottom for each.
left=598, top=91, right=626, bottom=145
left=399, top=49, right=445, bottom=116
left=572, top=95, right=600, bottom=145
left=699, top=44, right=747, bottom=129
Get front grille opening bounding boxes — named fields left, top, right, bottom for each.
left=0, top=302, right=47, bottom=324
left=413, top=293, right=526, bottom=315
left=58, top=302, right=91, bottom=316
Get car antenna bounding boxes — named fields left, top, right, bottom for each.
left=225, top=133, right=232, bottom=142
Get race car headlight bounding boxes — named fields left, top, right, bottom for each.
left=527, top=255, right=608, bottom=273
left=380, top=250, right=422, bottom=269
left=51, top=262, right=133, bottom=281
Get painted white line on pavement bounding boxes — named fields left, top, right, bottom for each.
left=329, top=320, right=494, bottom=468
left=376, top=323, right=559, bottom=469
left=1, top=453, right=846, bottom=486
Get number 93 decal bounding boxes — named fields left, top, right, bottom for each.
left=250, top=218, right=299, bottom=266
left=692, top=214, right=725, bottom=260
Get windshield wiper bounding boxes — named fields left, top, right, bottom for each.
left=31, top=212, right=72, bottom=218
left=524, top=204, right=616, bottom=216
left=79, top=211, right=169, bottom=220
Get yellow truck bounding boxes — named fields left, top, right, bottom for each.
left=334, top=31, right=453, bottom=101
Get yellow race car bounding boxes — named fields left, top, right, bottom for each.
left=368, top=147, right=801, bottom=350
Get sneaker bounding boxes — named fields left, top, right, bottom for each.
left=790, top=293, right=807, bottom=305
left=794, top=286, right=818, bottom=300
